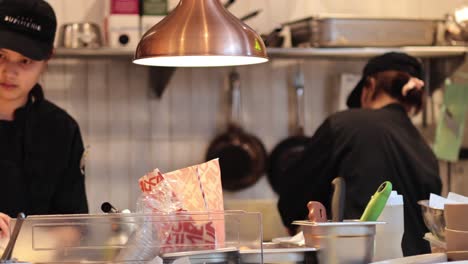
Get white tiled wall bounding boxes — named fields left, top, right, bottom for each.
left=43, top=0, right=468, bottom=213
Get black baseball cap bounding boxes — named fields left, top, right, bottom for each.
left=0, top=0, right=57, bottom=60
left=346, top=52, right=424, bottom=108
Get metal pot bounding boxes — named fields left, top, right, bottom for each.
left=261, top=26, right=285, bottom=47
left=294, top=220, right=384, bottom=264
left=58, top=22, right=103, bottom=48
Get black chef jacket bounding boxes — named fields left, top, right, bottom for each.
left=0, top=85, right=88, bottom=217
left=278, top=103, right=441, bottom=256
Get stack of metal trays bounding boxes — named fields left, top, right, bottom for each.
left=284, top=15, right=440, bottom=47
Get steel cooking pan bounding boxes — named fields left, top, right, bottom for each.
left=268, top=69, right=309, bottom=194
left=205, top=70, right=268, bottom=191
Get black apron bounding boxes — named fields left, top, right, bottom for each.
left=0, top=87, right=88, bottom=217
left=0, top=113, right=29, bottom=217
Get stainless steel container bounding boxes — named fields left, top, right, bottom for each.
left=240, top=242, right=318, bottom=263
left=162, top=247, right=240, bottom=264
left=10, top=212, right=262, bottom=264
left=58, top=22, right=103, bottom=48
left=285, top=15, right=439, bottom=47
left=294, top=220, right=384, bottom=264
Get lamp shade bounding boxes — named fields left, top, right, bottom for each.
left=133, top=0, right=269, bottom=67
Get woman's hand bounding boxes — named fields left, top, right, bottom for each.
left=0, top=213, right=11, bottom=238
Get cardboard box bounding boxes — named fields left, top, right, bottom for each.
left=109, top=0, right=139, bottom=15
left=142, top=0, right=168, bottom=16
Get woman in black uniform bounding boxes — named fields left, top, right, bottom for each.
left=278, top=52, right=442, bottom=256
left=0, top=0, right=88, bottom=238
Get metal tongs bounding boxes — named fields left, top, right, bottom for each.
left=0, top=213, right=26, bottom=263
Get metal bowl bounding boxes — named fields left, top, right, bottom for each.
left=418, top=200, right=446, bottom=241
left=58, top=22, right=103, bottom=48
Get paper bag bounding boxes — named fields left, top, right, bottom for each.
left=137, top=159, right=224, bottom=253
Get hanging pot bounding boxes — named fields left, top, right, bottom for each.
left=261, top=25, right=285, bottom=47
left=205, top=70, right=268, bottom=191
left=267, top=68, right=309, bottom=194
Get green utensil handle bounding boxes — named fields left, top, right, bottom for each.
left=360, top=181, right=393, bottom=221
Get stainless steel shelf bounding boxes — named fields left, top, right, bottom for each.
left=53, top=46, right=467, bottom=99
left=54, top=47, right=136, bottom=59
left=266, top=46, right=467, bottom=59
left=54, top=46, right=467, bottom=60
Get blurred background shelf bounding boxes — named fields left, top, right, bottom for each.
left=55, top=47, right=136, bottom=59
left=266, top=46, right=467, bottom=59
left=54, top=46, right=467, bottom=60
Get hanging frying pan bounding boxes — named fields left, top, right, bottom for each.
left=205, top=70, right=268, bottom=191
left=223, top=0, right=235, bottom=9
left=267, top=68, right=309, bottom=194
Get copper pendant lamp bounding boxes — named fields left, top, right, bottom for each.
left=133, top=0, right=269, bottom=67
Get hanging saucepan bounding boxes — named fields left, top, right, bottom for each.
left=239, top=10, right=262, bottom=22
left=267, top=68, right=309, bottom=194
left=205, top=70, right=268, bottom=191
left=223, top=0, right=235, bottom=9
left=261, top=25, right=285, bottom=47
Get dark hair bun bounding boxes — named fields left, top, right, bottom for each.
left=372, top=71, right=424, bottom=113
left=391, top=73, right=411, bottom=95
left=404, top=88, right=423, bottom=111
left=391, top=72, right=423, bottom=112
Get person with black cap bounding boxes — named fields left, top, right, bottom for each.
left=0, top=0, right=88, bottom=238
left=278, top=52, right=442, bottom=256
